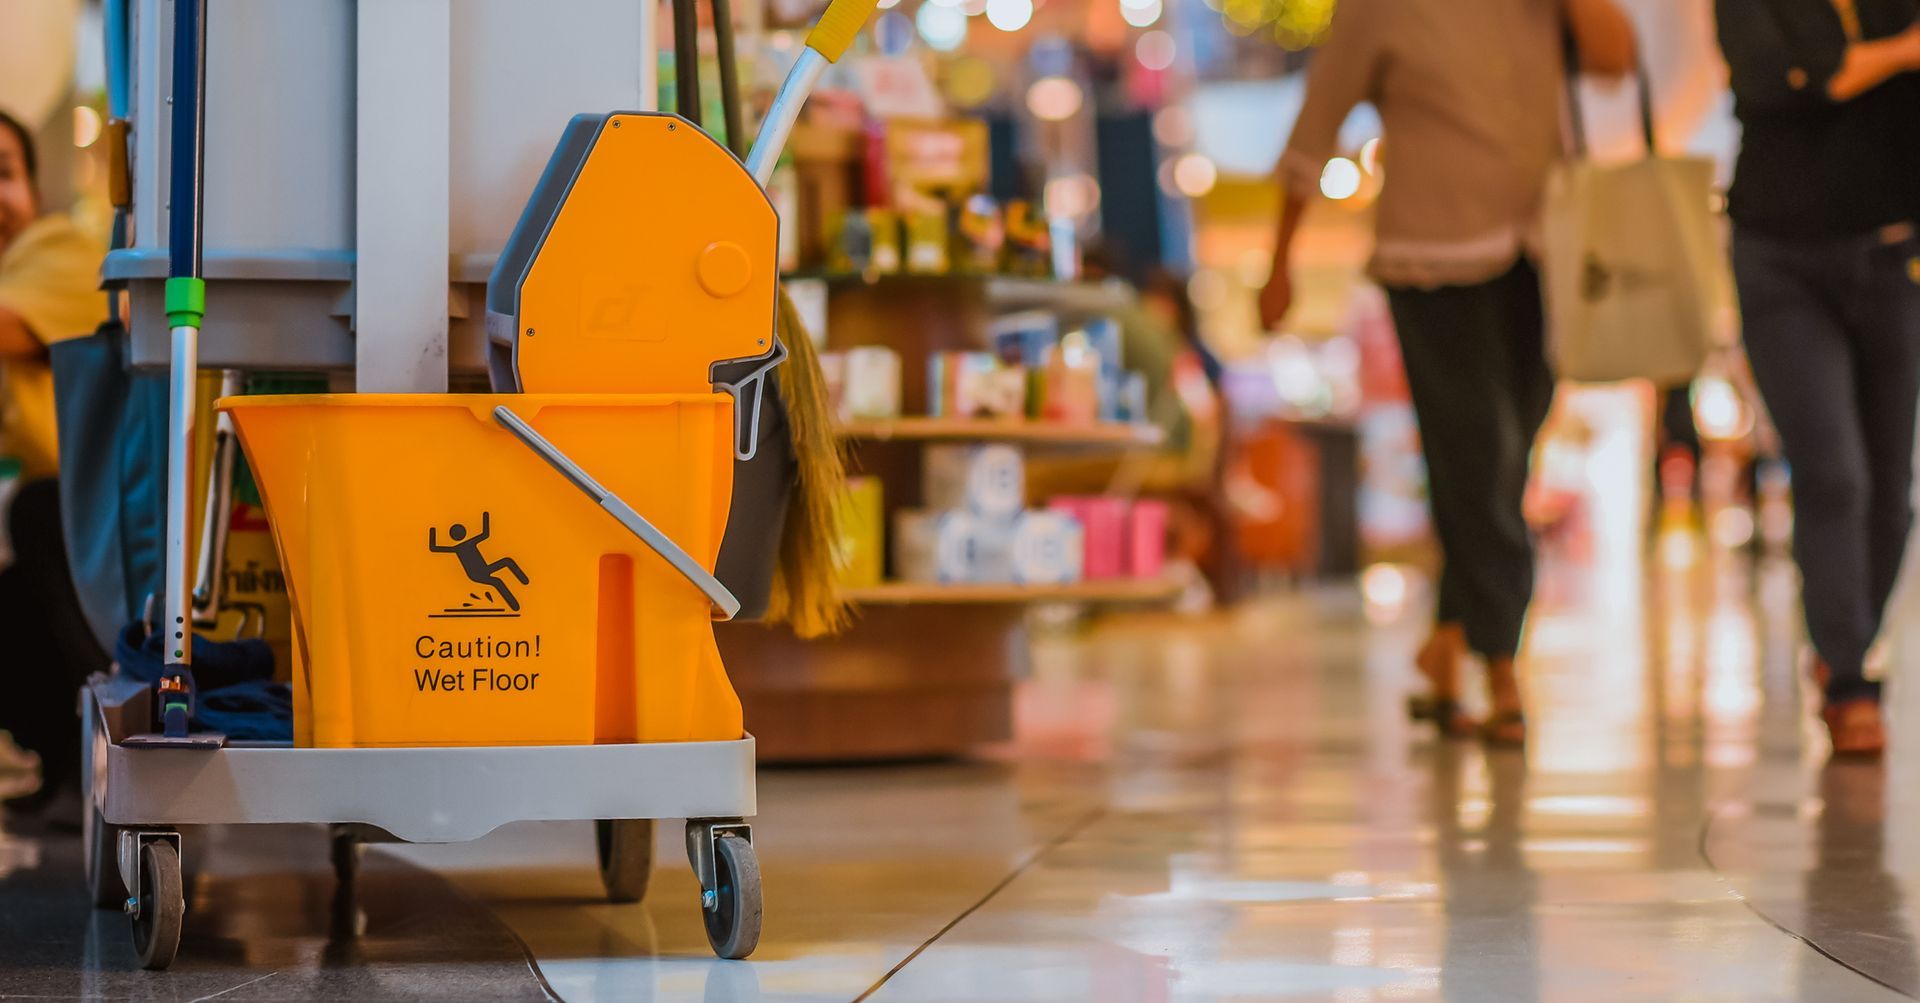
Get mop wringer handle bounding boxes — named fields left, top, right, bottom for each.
left=806, top=0, right=880, bottom=62
left=746, top=0, right=881, bottom=185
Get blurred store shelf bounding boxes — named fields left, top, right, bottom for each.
left=791, top=272, right=1135, bottom=316
left=839, top=578, right=1183, bottom=606
left=837, top=416, right=1164, bottom=449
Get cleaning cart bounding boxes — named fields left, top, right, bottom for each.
left=82, top=0, right=873, bottom=969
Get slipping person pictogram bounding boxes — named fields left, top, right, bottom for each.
left=430, top=512, right=530, bottom=611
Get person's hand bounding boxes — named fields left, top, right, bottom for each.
left=1257, top=264, right=1294, bottom=333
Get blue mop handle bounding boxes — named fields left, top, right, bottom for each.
left=160, top=0, right=209, bottom=737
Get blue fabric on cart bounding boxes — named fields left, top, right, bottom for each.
left=50, top=325, right=170, bottom=653
left=113, top=624, right=291, bottom=742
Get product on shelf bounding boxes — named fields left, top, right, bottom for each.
left=1040, top=338, right=1102, bottom=425
left=1010, top=510, right=1085, bottom=585
left=1083, top=318, right=1125, bottom=377
left=833, top=477, right=885, bottom=588
left=1049, top=496, right=1127, bottom=580
left=905, top=208, right=950, bottom=274
left=1005, top=199, right=1051, bottom=277
left=843, top=346, right=903, bottom=419
left=990, top=311, right=1059, bottom=369
left=894, top=509, right=1011, bottom=583
left=929, top=351, right=1001, bottom=418
left=867, top=208, right=902, bottom=275
left=1048, top=215, right=1081, bottom=280
left=956, top=194, right=1006, bottom=273
left=828, top=210, right=874, bottom=275
left=923, top=443, right=1025, bottom=518
left=1112, top=371, right=1150, bottom=424
left=1125, top=499, right=1170, bottom=580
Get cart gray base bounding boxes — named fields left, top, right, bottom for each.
left=82, top=675, right=762, bottom=969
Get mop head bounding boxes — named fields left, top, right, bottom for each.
left=765, top=287, right=852, bottom=638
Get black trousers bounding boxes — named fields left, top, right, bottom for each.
left=1386, top=259, right=1555, bottom=660
left=1735, top=227, right=1920, bottom=705
left=0, top=479, right=109, bottom=797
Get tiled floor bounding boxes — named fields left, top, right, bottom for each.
left=7, top=540, right=1920, bottom=1000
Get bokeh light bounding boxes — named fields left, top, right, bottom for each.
left=1027, top=76, right=1084, bottom=121
left=1135, top=30, right=1176, bottom=70
left=1188, top=269, right=1228, bottom=311
left=1358, top=136, right=1382, bottom=174
left=1319, top=157, right=1362, bottom=200
left=987, top=0, right=1034, bottom=30
left=1121, top=0, right=1164, bottom=27
left=72, top=106, right=102, bottom=149
left=946, top=57, right=998, bottom=107
left=917, top=2, right=969, bottom=50
left=1152, top=105, right=1193, bottom=147
left=1173, top=153, right=1217, bottom=197
left=875, top=10, right=916, bottom=54
left=1044, top=173, right=1101, bottom=218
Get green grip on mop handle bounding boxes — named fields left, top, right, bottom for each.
left=165, top=277, right=206, bottom=328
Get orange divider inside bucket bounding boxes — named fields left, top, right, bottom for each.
left=218, top=394, right=743, bottom=748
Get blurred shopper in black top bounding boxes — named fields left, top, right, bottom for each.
left=1717, top=0, right=1920, bottom=756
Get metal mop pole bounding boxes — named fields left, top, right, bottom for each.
left=160, top=0, right=209, bottom=737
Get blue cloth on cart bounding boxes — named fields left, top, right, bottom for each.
left=113, top=624, right=291, bottom=741
left=50, top=324, right=170, bottom=653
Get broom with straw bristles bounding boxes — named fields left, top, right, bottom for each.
left=762, top=291, right=851, bottom=638
left=709, top=0, right=852, bottom=638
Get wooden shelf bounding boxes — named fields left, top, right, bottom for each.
left=790, top=273, right=1136, bottom=316
left=838, top=416, right=1165, bottom=449
left=840, top=578, right=1183, bottom=606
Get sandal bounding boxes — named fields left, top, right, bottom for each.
left=1407, top=694, right=1478, bottom=739
left=1480, top=708, right=1527, bottom=748
left=1822, top=698, right=1886, bottom=758
left=1411, top=627, right=1476, bottom=739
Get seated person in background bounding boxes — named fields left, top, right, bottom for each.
left=0, top=108, right=111, bottom=814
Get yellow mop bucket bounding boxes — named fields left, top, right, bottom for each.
left=218, top=393, right=745, bottom=749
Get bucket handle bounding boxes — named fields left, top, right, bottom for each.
left=492, top=406, right=742, bottom=621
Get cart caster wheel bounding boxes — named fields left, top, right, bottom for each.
left=595, top=819, right=655, bottom=904
left=84, top=801, right=123, bottom=910
left=129, top=841, right=184, bottom=970
left=701, top=832, right=761, bottom=960
left=330, top=825, right=364, bottom=887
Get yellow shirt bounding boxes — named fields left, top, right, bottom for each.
left=0, top=216, right=108, bottom=479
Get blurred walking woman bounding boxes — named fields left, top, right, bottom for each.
left=1717, top=1, right=1920, bottom=756
left=1260, top=0, right=1634, bottom=744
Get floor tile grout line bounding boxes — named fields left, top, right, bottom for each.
left=850, top=805, right=1110, bottom=1003
left=1697, top=807, right=1920, bottom=1000
left=189, top=971, right=280, bottom=1002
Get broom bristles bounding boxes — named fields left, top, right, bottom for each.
left=764, top=287, right=853, bottom=638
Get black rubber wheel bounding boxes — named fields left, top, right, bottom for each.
left=595, top=819, right=655, bottom=904
left=130, top=841, right=183, bottom=970
left=701, top=833, right=761, bottom=960
left=330, top=825, right=364, bottom=888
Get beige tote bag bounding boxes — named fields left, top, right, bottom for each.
left=1541, top=60, right=1730, bottom=386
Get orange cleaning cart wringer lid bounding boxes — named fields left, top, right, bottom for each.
left=485, top=112, right=784, bottom=458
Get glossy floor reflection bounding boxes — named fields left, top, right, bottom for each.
left=7, top=541, right=1920, bottom=1000
left=398, top=547, right=1914, bottom=1001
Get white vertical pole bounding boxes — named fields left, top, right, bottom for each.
left=640, top=0, right=659, bottom=112
left=355, top=0, right=451, bottom=393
